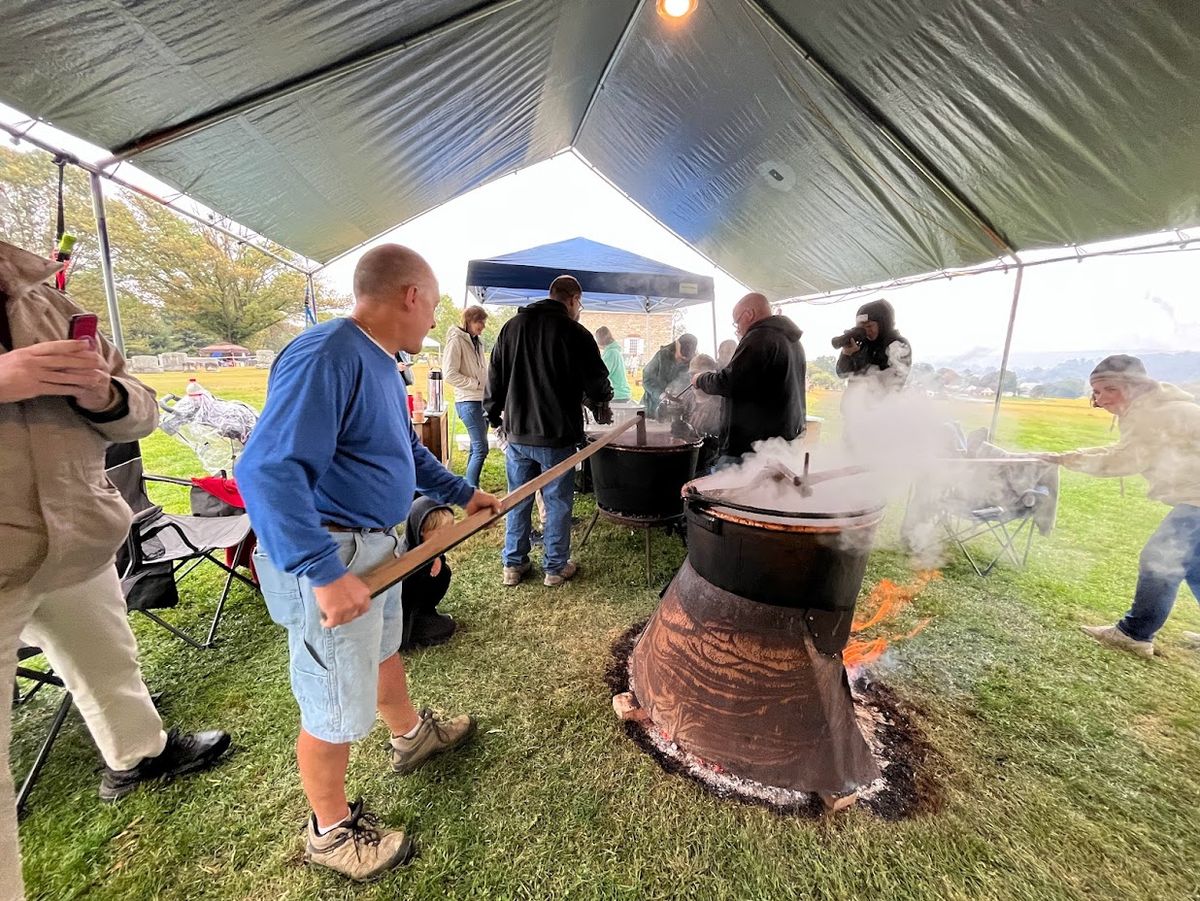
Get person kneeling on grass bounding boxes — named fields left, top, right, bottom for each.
left=236, top=244, right=500, bottom=882
left=1039, top=355, right=1200, bottom=659
left=399, top=497, right=457, bottom=651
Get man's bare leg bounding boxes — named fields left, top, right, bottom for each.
left=297, top=730, right=351, bottom=828
left=377, top=653, right=420, bottom=736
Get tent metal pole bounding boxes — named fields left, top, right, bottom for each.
left=572, top=0, right=645, bottom=146
left=989, top=262, right=1025, bottom=440
left=306, top=271, right=318, bottom=323
left=101, top=0, right=530, bottom=165
left=88, top=173, right=125, bottom=356
left=0, top=120, right=309, bottom=274
left=743, top=0, right=1018, bottom=259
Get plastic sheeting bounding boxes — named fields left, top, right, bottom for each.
left=466, top=237, right=715, bottom=312
left=2, top=0, right=1197, bottom=296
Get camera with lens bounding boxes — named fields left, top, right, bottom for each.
left=831, top=326, right=868, bottom=350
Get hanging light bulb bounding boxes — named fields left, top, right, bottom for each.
left=657, top=0, right=697, bottom=20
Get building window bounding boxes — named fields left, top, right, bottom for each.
left=624, top=336, right=644, bottom=356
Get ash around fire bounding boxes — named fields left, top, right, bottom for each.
left=606, top=623, right=942, bottom=821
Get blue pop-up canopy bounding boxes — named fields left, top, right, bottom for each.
left=465, top=237, right=716, bottom=314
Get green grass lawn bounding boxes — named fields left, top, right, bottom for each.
left=13, top=373, right=1200, bottom=900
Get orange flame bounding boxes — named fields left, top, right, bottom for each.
left=843, top=571, right=939, bottom=669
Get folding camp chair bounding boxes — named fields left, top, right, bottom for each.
left=12, top=645, right=73, bottom=817
left=105, top=442, right=257, bottom=649
left=940, top=485, right=1051, bottom=576
left=904, top=450, right=1059, bottom=577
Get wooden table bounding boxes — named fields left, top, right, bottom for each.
left=417, top=411, right=450, bottom=465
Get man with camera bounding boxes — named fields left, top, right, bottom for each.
left=833, top=298, right=911, bottom=391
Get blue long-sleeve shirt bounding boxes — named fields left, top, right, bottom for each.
left=236, top=319, right=473, bottom=587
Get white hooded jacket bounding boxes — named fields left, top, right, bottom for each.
left=1061, top=382, right=1200, bottom=507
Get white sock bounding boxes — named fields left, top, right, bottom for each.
left=394, top=720, right=421, bottom=741
left=316, top=807, right=352, bottom=836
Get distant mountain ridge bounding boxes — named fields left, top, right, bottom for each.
left=930, top=349, right=1200, bottom=383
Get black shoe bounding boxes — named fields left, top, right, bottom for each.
left=99, top=728, right=232, bottom=802
left=400, top=613, right=457, bottom=651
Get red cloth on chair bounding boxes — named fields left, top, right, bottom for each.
left=191, top=476, right=258, bottom=582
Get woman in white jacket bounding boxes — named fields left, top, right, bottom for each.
left=444, top=306, right=489, bottom=486
left=1042, top=355, right=1200, bottom=658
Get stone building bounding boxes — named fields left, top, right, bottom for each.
left=578, top=311, right=675, bottom=372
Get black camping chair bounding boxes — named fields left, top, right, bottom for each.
left=12, top=645, right=73, bottom=817
left=105, top=442, right=257, bottom=649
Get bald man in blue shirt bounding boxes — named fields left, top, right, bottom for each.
left=238, top=244, right=500, bottom=881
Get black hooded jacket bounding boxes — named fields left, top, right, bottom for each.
left=484, top=299, right=613, bottom=448
left=401, top=495, right=452, bottom=617
left=835, top=299, right=911, bottom=387
left=694, top=315, right=807, bottom=458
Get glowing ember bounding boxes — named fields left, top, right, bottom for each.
left=844, top=571, right=939, bottom=669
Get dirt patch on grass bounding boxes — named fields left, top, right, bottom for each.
left=608, top=622, right=943, bottom=820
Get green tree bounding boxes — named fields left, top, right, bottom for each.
left=0, top=144, right=342, bottom=354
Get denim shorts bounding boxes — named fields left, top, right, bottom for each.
left=253, top=530, right=404, bottom=743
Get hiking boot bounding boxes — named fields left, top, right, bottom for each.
left=390, top=708, right=477, bottom=775
left=502, top=562, right=531, bottom=587
left=99, top=728, right=231, bottom=801
left=305, top=798, right=413, bottom=882
left=1080, top=624, right=1154, bottom=660
left=543, top=560, right=579, bottom=587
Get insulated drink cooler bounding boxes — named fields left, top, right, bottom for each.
left=428, top=369, right=444, bottom=413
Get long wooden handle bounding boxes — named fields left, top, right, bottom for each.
left=362, top=414, right=643, bottom=596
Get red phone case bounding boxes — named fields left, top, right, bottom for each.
left=68, top=313, right=99, bottom=346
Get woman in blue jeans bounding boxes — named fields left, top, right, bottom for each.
left=443, top=306, right=489, bottom=486
left=1041, top=355, right=1200, bottom=658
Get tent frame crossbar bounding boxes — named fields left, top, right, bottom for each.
left=0, top=120, right=310, bottom=275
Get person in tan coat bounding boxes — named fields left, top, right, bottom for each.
left=1040, top=355, right=1200, bottom=659
left=443, top=305, right=489, bottom=486
left=0, top=240, right=230, bottom=901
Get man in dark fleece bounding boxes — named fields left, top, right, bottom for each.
left=484, top=275, right=613, bottom=588
left=693, top=293, right=806, bottom=465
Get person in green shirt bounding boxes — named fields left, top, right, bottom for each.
left=595, top=326, right=631, bottom=402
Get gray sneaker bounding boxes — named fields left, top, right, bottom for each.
left=1081, top=624, right=1154, bottom=659
left=502, top=562, right=532, bottom=587
left=304, top=798, right=413, bottom=882
left=1181, top=631, right=1200, bottom=650
left=543, top=560, right=579, bottom=587
left=390, top=708, right=477, bottom=775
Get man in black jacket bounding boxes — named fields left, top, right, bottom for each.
left=694, top=293, right=806, bottom=466
left=485, top=276, right=613, bottom=587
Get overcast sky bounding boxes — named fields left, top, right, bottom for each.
left=5, top=102, right=1198, bottom=365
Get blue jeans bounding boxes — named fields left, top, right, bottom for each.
left=456, top=400, right=489, bottom=488
left=1117, top=504, right=1200, bottom=642
left=504, top=443, right=576, bottom=574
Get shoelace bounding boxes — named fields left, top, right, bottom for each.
left=420, top=709, right=453, bottom=743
